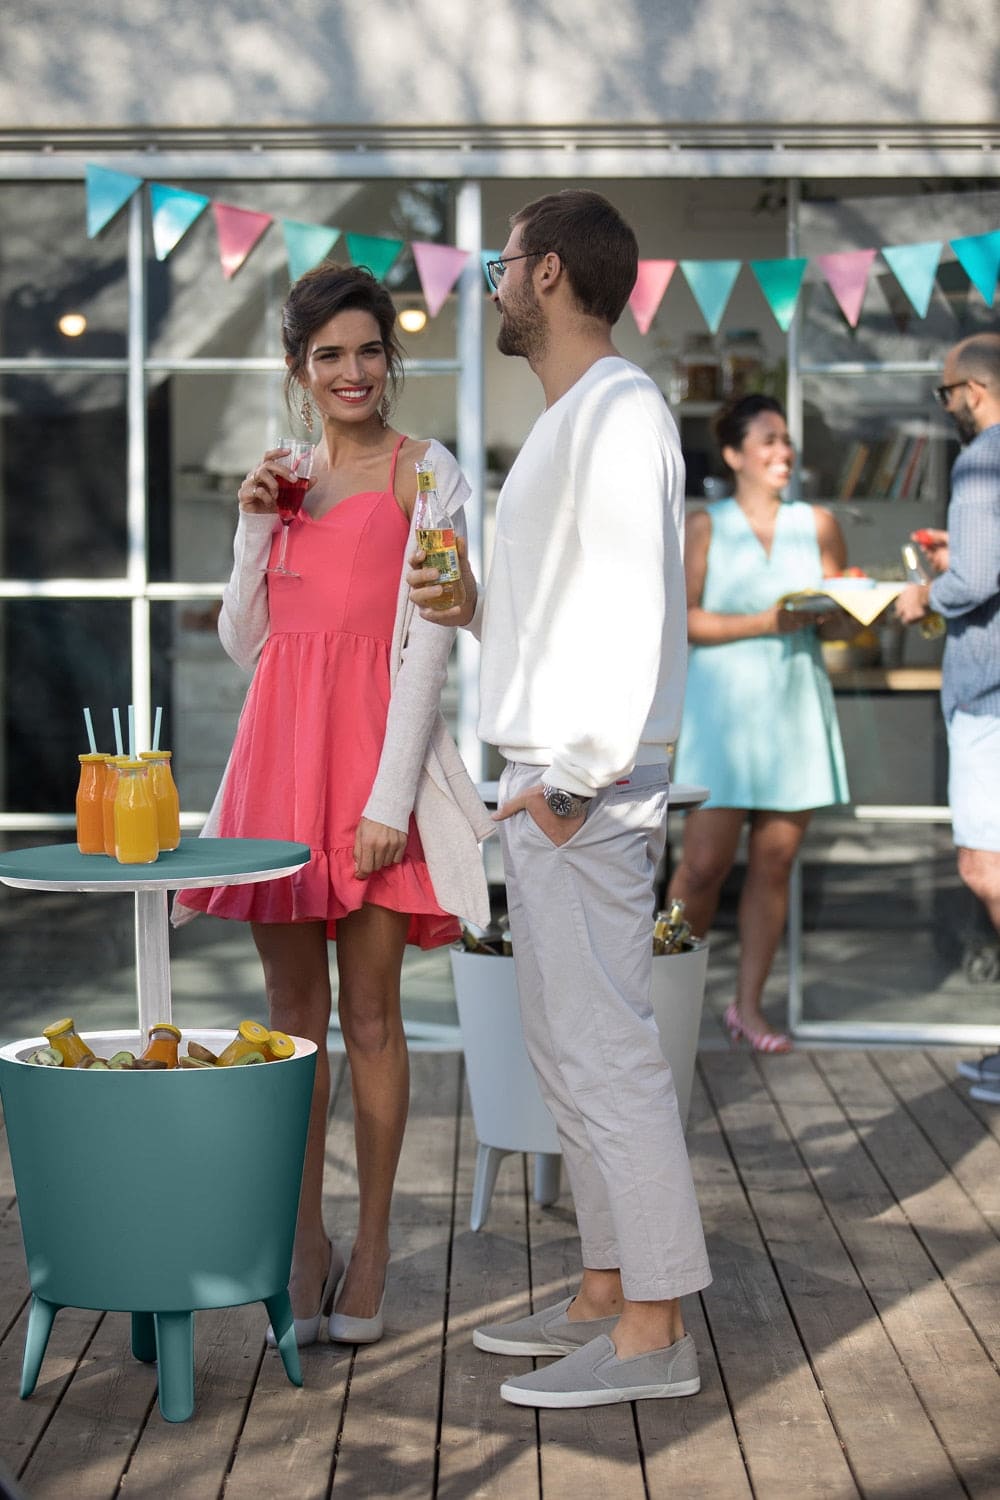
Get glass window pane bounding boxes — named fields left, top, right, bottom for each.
left=1, top=600, right=131, bottom=813
left=150, top=599, right=243, bottom=816
left=146, top=180, right=456, bottom=361
left=0, top=183, right=128, bottom=359
left=1, top=373, right=128, bottom=579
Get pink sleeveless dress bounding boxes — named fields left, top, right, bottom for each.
left=179, top=437, right=460, bottom=949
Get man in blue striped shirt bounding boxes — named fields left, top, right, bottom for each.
left=897, top=332, right=1000, bottom=1100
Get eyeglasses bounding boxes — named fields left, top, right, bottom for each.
left=935, top=380, right=969, bottom=407
left=485, top=253, right=538, bottom=290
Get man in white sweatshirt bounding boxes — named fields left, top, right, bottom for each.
left=410, top=189, right=710, bottom=1409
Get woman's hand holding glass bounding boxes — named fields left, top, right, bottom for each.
left=240, top=441, right=317, bottom=576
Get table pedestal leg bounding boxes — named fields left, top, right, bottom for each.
left=154, top=1311, right=195, bottom=1422
left=134, top=888, right=172, bottom=1036
left=20, top=1295, right=59, bottom=1398
left=131, top=1312, right=157, bottom=1363
left=263, top=1292, right=303, bottom=1387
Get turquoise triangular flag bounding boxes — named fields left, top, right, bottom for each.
left=344, top=232, right=404, bottom=284
left=282, top=221, right=341, bottom=282
left=950, top=230, right=1000, bottom=307
left=149, top=183, right=210, bottom=261
left=882, top=242, right=942, bottom=318
left=680, top=260, right=742, bottom=334
left=749, top=258, right=808, bottom=332
left=85, top=164, right=143, bottom=238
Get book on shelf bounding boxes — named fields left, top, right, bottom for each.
left=895, top=435, right=927, bottom=500
left=871, top=432, right=910, bottom=497
left=835, top=432, right=932, bottom=500
left=837, top=441, right=871, bottom=500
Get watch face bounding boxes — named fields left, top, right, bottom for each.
left=544, top=787, right=578, bottom=818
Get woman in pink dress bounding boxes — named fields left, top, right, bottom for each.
left=176, top=264, right=493, bottom=1348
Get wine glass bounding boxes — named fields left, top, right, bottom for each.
left=265, top=438, right=315, bottom=578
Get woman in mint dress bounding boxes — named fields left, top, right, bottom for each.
left=670, top=396, right=849, bottom=1051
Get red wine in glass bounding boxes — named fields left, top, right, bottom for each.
left=266, top=438, right=315, bottom=577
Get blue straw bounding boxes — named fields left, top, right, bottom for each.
left=152, top=706, right=163, bottom=752
left=83, top=707, right=97, bottom=754
left=112, top=707, right=124, bottom=757
left=127, top=704, right=135, bottom=761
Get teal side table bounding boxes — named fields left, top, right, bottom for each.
left=0, top=838, right=314, bottom=1422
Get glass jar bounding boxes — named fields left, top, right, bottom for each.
left=217, top=1019, right=272, bottom=1067
left=679, top=334, right=721, bottom=403
left=102, top=757, right=125, bottom=857
left=113, top=759, right=159, bottom=865
left=138, top=1022, right=182, bottom=1068
left=76, top=753, right=110, bottom=854
left=139, top=751, right=181, bottom=851
left=42, top=1016, right=95, bottom=1068
left=721, top=329, right=766, bottom=400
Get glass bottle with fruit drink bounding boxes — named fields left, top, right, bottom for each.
left=414, top=458, right=466, bottom=611
left=902, top=539, right=946, bottom=639
left=139, top=750, right=181, bottom=850
left=76, top=753, right=110, bottom=854
left=266, top=438, right=315, bottom=578
left=113, top=760, right=159, bottom=865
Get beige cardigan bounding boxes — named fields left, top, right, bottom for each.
left=173, top=440, right=493, bottom=929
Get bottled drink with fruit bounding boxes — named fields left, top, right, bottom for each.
left=901, top=543, right=946, bottom=640
left=414, top=458, right=466, bottom=612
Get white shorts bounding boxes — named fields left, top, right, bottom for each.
left=947, top=709, right=1000, bottom=852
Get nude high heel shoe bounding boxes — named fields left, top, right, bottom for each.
left=327, top=1266, right=388, bottom=1345
left=265, top=1241, right=342, bottom=1348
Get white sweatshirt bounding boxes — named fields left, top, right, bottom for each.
left=478, top=356, right=687, bottom=798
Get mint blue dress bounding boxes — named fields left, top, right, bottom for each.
left=672, top=498, right=849, bottom=811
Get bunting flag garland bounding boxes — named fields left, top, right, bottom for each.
left=85, top=164, right=143, bottom=238
left=680, top=260, right=742, bottom=334
left=344, top=232, right=404, bottom=284
left=80, top=165, right=1000, bottom=330
left=949, top=229, right=1000, bottom=306
left=149, top=183, right=210, bottom=262
left=815, top=249, right=877, bottom=327
left=213, top=203, right=273, bottom=280
left=282, top=221, right=341, bottom=282
left=881, top=242, right=942, bottom=318
left=412, top=242, right=470, bottom=317
left=628, top=260, right=677, bottom=335
left=749, top=257, right=808, bottom=332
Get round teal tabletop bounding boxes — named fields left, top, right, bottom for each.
left=0, top=837, right=311, bottom=892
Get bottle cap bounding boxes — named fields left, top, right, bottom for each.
left=267, top=1030, right=296, bottom=1060
left=237, top=1019, right=271, bottom=1045
left=147, top=1022, right=182, bottom=1040
left=42, top=1017, right=75, bottom=1038
left=139, top=751, right=171, bottom=760
left=79, top=752, right=110, bottom=763
left=118, top=759, right=148, bottom=770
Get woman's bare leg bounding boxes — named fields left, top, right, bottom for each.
left=734, top=810, right=812, bottom=1033
left=251, top=920, right=337, bottom=1318
left=667, top=806, right=747, bottom=937
left=333, top=902, right=411, bottom=1319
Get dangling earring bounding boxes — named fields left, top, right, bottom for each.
left=299, top=391, right=315, bottom=430
left=378, top=396, right=391, bottom=428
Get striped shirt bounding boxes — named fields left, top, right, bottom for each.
left=930, top=422, right=1000, bottom=719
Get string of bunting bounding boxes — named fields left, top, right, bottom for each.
left=86, top=164, right=1000, bottom=335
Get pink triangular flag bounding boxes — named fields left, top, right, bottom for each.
left=411, top=242, right=470, bottom=317
left=212, top=203, right=273, bottom=280
left=628, top=260, right=677, bottom=335
left=816, top=249, right=877, bottom=328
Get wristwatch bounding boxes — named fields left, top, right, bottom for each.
left=542, top=785, right=591, bottom=819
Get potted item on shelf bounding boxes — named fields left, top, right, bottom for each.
left=721, top=329, right=766, bottom=399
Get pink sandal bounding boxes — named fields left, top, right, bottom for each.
left=724, top=1003, right=792, bottom=1054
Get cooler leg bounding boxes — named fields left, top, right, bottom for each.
left=533, top=1152, right=562, bottom=1207
left=131, top=1311, right=157, bottom=1363
left=153, top=1311, right=195, bottom=1423
left=470, top=1143, right=509, bottom=1232
left=264, top=1292, right=302, bottom=1387
left=20, top=1295, right=59, bottom=1398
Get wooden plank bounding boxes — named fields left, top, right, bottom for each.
left=695, top=1057, right=861, bottom=1498
left=327, top=1050, right=460, bottom=1497
left=773, top=1051, right=1000, bottom=1499
left=817, top=1050, right=1000, bottom=1372
left=637, top=1074, right=752, bottom=1500
left=436, top=1085, right=541, bottom=1499
left=0, top=1300, right=106, bottom=1485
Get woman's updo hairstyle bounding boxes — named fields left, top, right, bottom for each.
left=281, top=262, right=405, bottom=413
left=713, top=394, right=785, bottom=470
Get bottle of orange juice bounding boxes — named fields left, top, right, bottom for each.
left=263, top=1029, right=296, bottom=1062
left=138, top=751, right=181, bottom=851
left=138, top=1022, right=182, bottom=1068
left=217, top=1020, right=271, bottom=1066
left=102, top=757, right=125, bottom=856
left=76, top=753, right=110, bottom=854
left=113, top=760, right=159, bottom=865
left=42, top=1017, right=95, bottom=1067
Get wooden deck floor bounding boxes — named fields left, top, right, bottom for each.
left=2, top=1046, right=1000, bottom=1500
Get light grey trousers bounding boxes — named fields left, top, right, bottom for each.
left=498, top=760, right=712, bottom=1302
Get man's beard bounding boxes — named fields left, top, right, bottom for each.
left=951, top=402, right=978, bottom=445
left=496, top=283, right=546, bottom=361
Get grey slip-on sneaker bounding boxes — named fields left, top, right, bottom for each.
left=500, top=1332, right=701, bottom=1409
left=969, top=1080, right=1000, bottom=1104
left=957, top=1051, right=1000, bottom=1084
left=473, top=1296, right=619, bottom=1356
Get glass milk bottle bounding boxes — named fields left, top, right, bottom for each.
left=113, top=759, right=159, bottom=865
left=102, top=757, right=125, bottom=856
left=414, top=458, right=466, bottom=612
left=76, top=753, right=109, bottom=854
left=139, top=751, right=181, bottom=851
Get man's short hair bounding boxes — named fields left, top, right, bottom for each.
left=953, top=332, right=1000, bottom=388
left=512, top=190, right=638, bottom=326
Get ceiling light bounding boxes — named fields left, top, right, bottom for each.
left=398, top=308, right=428, bottom=334
left=57, top=313, right=87, bottom=338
